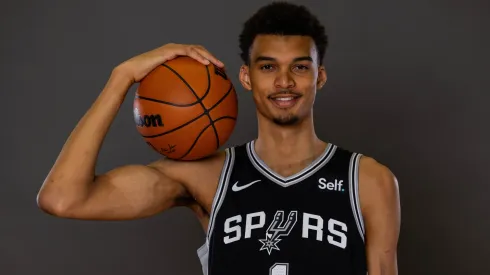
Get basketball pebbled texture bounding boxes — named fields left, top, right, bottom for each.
left=133, top=56, right=238, bottom=161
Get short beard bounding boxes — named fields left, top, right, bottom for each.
left=272, top=115, right=299, bottom=126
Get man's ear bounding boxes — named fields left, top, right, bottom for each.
left=239, top=65, right=252, bottom=91
left=317, top=65, right=327, bottom=89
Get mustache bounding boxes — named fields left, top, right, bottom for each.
left=268, top=90, right=302, bottom=98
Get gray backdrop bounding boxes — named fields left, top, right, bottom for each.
left=1, top=0, right=489, bottom=274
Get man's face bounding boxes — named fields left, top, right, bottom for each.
left=239, top=34, right=327, bottom=126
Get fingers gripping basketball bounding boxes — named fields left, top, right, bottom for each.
left=133, top=56, right=238, bottom=160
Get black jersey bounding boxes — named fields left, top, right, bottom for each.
left=197, top=141, right=367, bottom=275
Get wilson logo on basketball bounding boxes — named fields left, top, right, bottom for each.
left=134, top=109, right=164, bottom=128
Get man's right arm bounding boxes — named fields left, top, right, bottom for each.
left=39, top=162, right=190, bottom=220
left=36, top=43, right=224, bottom=220
left=37, top=70, right=189, bottom=220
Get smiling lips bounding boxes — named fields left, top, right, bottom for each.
left=268, top=93, right=302, bottom=109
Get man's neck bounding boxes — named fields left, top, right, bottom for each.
left=253, top=113, right=327, bottom=168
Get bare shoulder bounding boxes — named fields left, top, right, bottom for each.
left=148, top=150, right=227, bottom=183
left=146, top=149, right=229, bottom=214
left=357, top=156, right=400, bottom=216
left=358, top=156, right=399, bottom=195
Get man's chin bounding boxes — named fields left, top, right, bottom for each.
left=272, top=115, right=300, bottom=126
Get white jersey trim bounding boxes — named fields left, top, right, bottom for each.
left=348, top=152, right=365, bottom=242
left=246, top=140, right=337, bottom=187
left=196, top=147, right=235, bottom=275
left=206, top=147, right=235, bottom=242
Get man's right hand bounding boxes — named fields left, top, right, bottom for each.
left=115, top=43, right=225, bottom=84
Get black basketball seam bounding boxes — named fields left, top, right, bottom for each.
left=161, top=63, right=211, bottom=102
left=175, top=116, right=237, bottom=160
left=135, top=95, right=201, bottom=107
left=136, top=62, right=211, bottom=106
left=161, top=63, right=220, bottom=150
left=141, top=112, right=207, bottom=138
left=141, top=83, right=235, bottom=139
left=160, top=63, right=213, bottom=101
left=209, top=84, right=234, bottom=112
left=204, top=66, right=220, bottom=150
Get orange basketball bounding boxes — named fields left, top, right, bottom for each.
left=133, top=56, right=238, bottom=161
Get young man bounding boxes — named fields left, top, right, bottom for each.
left=37, top=2, right=400, bottom=275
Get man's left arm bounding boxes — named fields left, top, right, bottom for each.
left=359, top=156, right=401, bottom=275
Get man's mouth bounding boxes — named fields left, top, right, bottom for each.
left=268, top=93, right=302, bottom=109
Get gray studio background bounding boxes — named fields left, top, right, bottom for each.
left=1, top=0, right=489, bottom=274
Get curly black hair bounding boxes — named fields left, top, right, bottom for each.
left=239, top=1, right=328, bottom=65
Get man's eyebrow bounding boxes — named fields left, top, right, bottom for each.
left=253, top=56, right=313, bottom=62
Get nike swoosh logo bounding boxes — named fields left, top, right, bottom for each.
left=232, top=180, right=261, bottom=192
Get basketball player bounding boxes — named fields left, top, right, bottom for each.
left=37, top=2, right=400, bottom=275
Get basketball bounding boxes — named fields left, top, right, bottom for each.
left=133, top=56, right=238, bottom=161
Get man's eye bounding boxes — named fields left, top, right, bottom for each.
left=260, top=64, right=274, bottom=70
left=294, top=65, right=309, bottom=70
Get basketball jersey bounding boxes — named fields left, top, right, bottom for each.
left=196, top=140, right=367, bottom=275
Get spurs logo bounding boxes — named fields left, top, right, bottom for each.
left=259, top=211, right=298, bottom=255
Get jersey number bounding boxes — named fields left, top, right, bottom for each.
left=270, top=263, right=288, bottom=275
